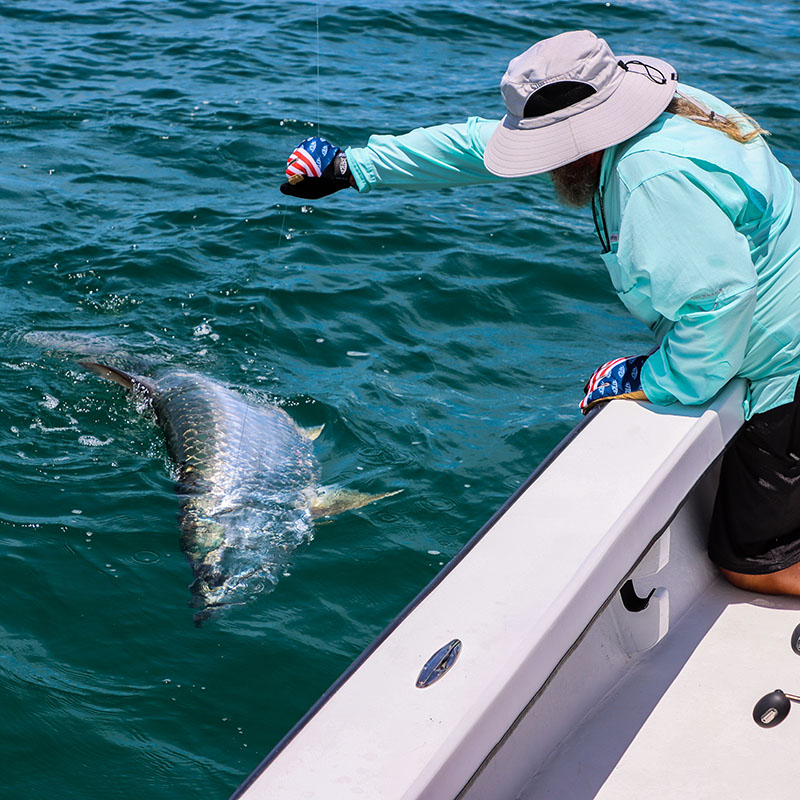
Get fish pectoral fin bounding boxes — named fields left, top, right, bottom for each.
left=298, top=424, right=325, bottom=441
left=310, top=486, right=403, bottom=518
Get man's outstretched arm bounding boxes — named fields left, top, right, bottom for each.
left=280, top=117, right=537, bottom=198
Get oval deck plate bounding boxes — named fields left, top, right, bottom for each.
left=416, top=639, right=462, bottom=688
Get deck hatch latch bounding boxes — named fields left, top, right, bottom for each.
left=416, top=639, right=462, bottom=688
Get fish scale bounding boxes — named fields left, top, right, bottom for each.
left=81, top=361, right=400, bottom=625
left=152, top=372, right=320, bottom=623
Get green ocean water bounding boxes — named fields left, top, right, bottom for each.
left=2, top=1, right=800, bottom=796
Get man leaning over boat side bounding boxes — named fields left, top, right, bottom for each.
left=279, top=30, right=800, bottom=597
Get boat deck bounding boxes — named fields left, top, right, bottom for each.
left=521, top=580, right=800, bottom=799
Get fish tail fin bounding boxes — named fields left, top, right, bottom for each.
left=79, top=361, right=156, bottom=396
left=310, top=486, right=403, bottom=519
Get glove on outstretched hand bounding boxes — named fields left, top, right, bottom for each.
left=580, top=354, right=649, bottom=414
left=280, top=136, right=353, bottom=199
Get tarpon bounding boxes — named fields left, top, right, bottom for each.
left=80, top=362, right=399, bottom=625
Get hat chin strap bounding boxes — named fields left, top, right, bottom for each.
left=618, top=58, right=672, bottom=85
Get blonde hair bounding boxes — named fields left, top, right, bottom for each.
left=666, top=93, right=767, bottom=143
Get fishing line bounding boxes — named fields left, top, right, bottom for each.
left=231, top=201, right=290, bottom=468
left=316, top=0, right=321, bottom=136
left=232, top=0, right=322, bottom=466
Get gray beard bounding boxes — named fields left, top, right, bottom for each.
left=550, top=157, right=601, bottom=207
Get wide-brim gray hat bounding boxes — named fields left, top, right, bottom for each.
left=483, top=30, right=677, bottom=177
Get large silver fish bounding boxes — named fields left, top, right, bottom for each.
left=80, top=362, right=398, bottom=625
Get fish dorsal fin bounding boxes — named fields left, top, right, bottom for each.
left=298, top=424, right=325, bottom=441
left=78, top=361, right=156, bottom=396
left=310, top=486, right=402, bottom=519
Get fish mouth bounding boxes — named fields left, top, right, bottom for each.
left=189, top=584, right=248, bottom=624
left=188, top=563, right=271, bottom=626
left=190, top=597, right=251, bottom=627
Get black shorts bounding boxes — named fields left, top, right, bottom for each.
left=708, top=378, right=800, bottom=574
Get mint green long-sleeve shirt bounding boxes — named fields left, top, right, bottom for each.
left=346, top=86, right=800, bottom=418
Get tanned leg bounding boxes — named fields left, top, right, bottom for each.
left=721, top=562, right=800, bottom=596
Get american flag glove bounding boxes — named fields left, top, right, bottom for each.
left=580, top=354, right=649, bottom=414
left=281, top=136, right=352, bottom=199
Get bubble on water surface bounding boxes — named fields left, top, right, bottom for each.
left=78, top=435, right=114, bottom=447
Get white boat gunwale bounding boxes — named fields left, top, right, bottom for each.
left=230, top=403, right=609, bottom=798
left=231, top=381, right=749, bottom=799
